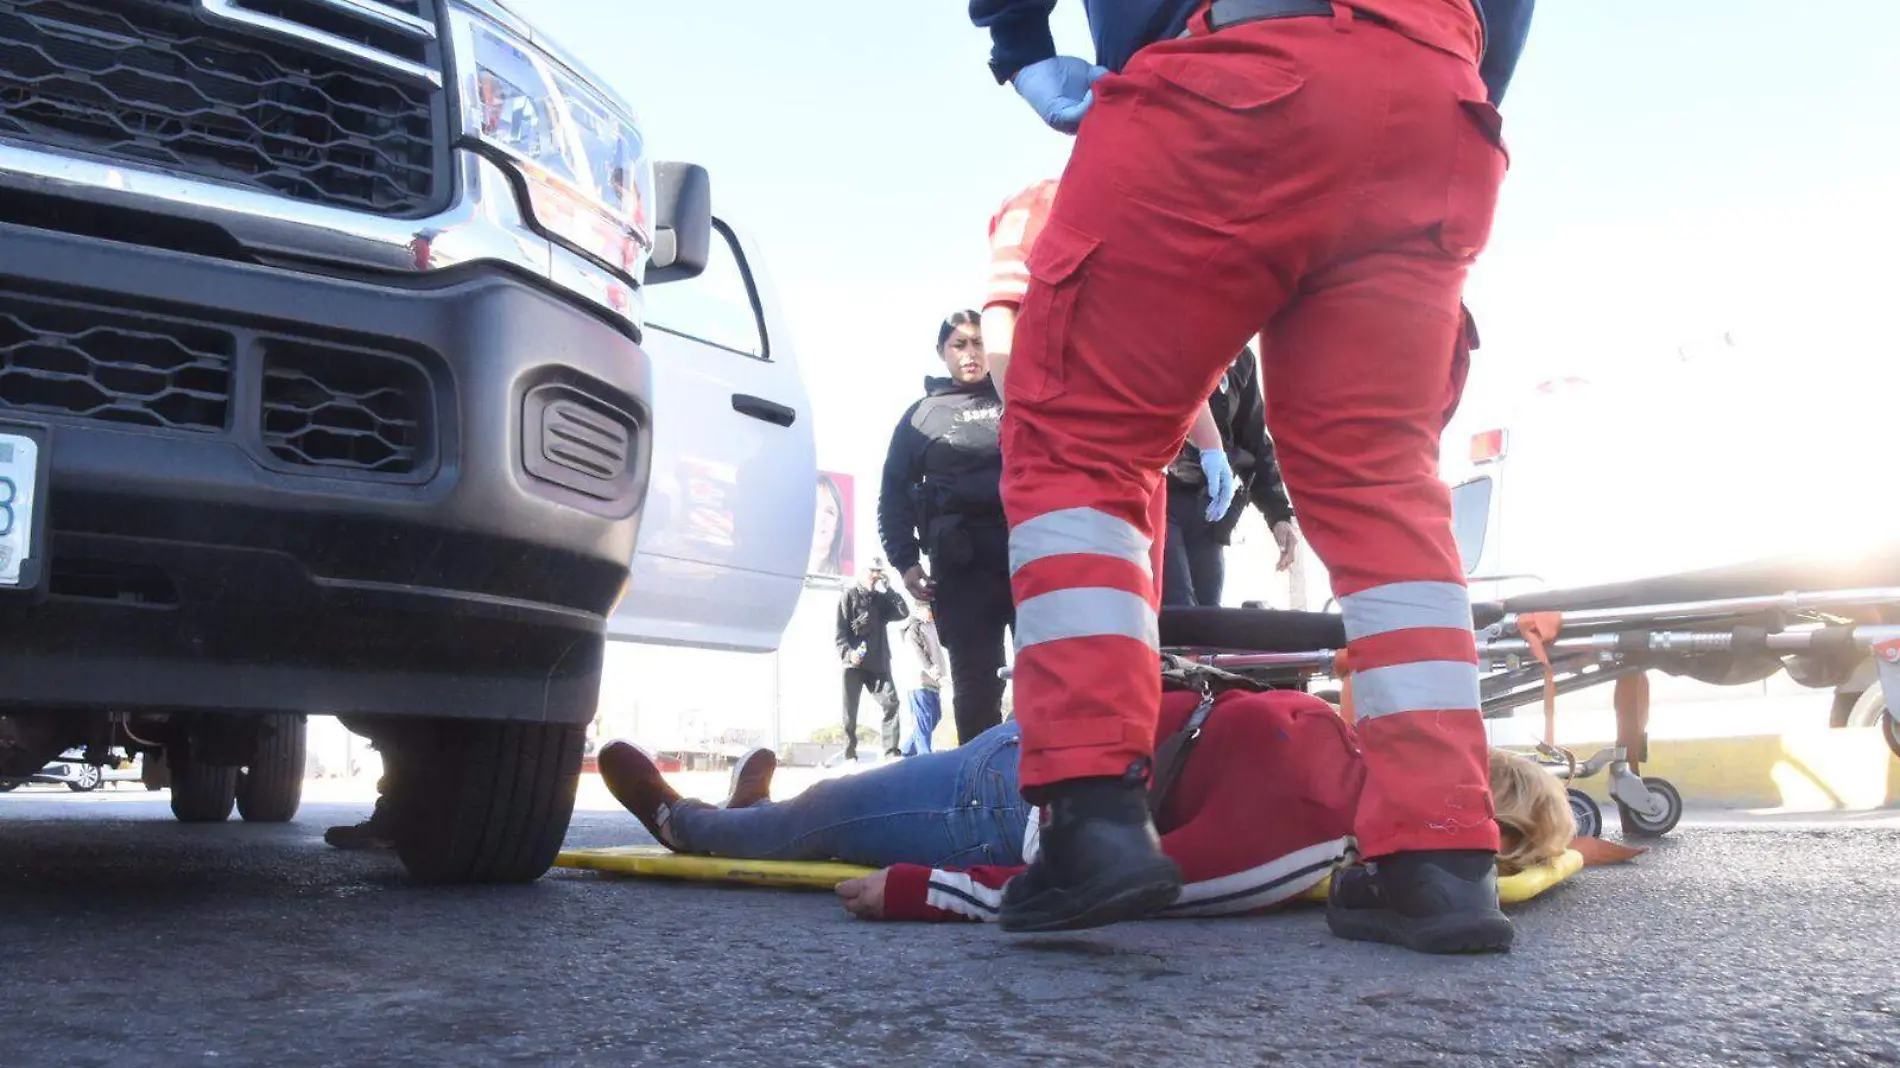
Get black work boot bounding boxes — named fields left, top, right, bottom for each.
left=323, top=810, right=397, bottom=852
left=1326, top=850, right=1514, bottom=954
left=998, top=773, right=1182, bottom=934
left=325, top=776, right=399, bottom=852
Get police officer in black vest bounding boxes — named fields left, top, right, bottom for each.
left=1162, top=347, right=1298, bottom=607
left=878, top=311, right=1013, bottom=744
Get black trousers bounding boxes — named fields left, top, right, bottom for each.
left=931, top=523, right=1015, bottom=744
left=1162, top=520, right=1228, bottom=608
left=841, top=667, right=899, bottom=758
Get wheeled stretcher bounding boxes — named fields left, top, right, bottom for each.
left=1157, top=542, right=1900, bottom=839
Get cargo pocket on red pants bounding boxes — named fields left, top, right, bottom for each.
left=1007, top=218, right=1101, bottom=407
left=1108, top=52, right=1307, bottom=225
left=1436, top=99, right=1510, bottom=261
left=1440, top=302, right=1479, bottom=430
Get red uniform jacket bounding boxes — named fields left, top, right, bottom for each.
left=984, top=179, right=1059, bottom=314
left=884, top=688, right=1366, bottom=922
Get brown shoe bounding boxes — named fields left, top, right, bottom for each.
left=598, top=741, right=682, bottom=846
left=723, top=748, right=776, bottom=809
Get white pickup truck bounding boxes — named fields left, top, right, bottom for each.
left=0, top=0, right=815, bottom=882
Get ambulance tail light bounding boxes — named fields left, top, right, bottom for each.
left=1469, top=429, right=1508, bottom=465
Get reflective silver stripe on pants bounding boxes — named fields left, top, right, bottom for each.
left=1015, top=587, right=1160, bottom=652
left=1351, top=660, right=1480, bottom=720
left=1338, top=581, right=1474, bottom=642
left=1010, top=507, right=1152, bottom=578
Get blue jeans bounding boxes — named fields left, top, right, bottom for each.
left=903, top=689, right=942, bottom=757
left=668, top=722, right=1029, bottom=869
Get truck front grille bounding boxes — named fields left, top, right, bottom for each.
left=0, top=279, right=437, bottom=480
left=0, top=288, right=233, bottom=433
left=0, top=0, right=447, bottom=216
left=261, top=340, right=427, bottom=475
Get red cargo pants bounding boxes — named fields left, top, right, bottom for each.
left=1002, top=5, right=1505, bottom=857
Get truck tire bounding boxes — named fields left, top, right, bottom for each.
left=236, top=714, right=307, bottom=823
left=169, top=758, right=238, bottom=823
left=388, top=720, right=585, bottom=885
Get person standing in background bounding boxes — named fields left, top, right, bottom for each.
left=878, top=312, right=1014, bottom=744
left=835, top=561, right=909, bottom=762
left=899, top=603, right=948, bottom=756
left=1162, top=346, right=1299, bottom=607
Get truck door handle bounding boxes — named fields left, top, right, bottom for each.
left=732, top=394, right=797, bottom=427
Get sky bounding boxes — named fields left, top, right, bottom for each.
left=520, top=0, right=1900, bottom=579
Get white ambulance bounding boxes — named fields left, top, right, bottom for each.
left=1444, top=334, right=1895, bottom=753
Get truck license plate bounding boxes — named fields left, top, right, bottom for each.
left=0, top=431, right=42, bottom=589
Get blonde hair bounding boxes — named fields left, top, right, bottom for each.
left=1489, top=749, right=1577, bottom=875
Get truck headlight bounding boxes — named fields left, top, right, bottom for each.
left=448, top=4, right=654, bottom=285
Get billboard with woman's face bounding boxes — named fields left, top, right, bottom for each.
left=809, top=472, right=855, bottom=580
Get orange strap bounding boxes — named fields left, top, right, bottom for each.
left=1518, top=611, right=1564, bottom=747
left=1571, top=836, right=1649, bottom=867
left=1332, top=650, right=1356, bottom=725
left=1612, top=672, right=1651, bottom=775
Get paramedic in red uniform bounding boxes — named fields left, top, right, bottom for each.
left=970, top=0, right=1536, bottom=951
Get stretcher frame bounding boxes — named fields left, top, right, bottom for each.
left=1154, top=582, right=1900, bottom=838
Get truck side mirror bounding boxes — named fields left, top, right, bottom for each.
left=647, top=162, right=712, bottom=286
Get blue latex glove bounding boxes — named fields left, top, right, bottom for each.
left=1200, top=449, right=1237, bottom=522
left=1013, top=56, right=1109, bottom=134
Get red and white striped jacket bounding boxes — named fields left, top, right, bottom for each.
left=883, top=688, right=1365, bottom=922
left=984, top=179, right=1059, bottom=313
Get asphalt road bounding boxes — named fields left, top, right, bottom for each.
left=2, top=790, right=1896, bottom=1068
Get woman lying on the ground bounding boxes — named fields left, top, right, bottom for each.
left=601, top=681, right=1576, bottom=928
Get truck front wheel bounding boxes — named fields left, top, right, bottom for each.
left=384, top=720, right=585, bottom=885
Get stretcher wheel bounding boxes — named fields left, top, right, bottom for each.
left=1566, top=788, right=1602, bottom=839
left=1851, top=685, right=1898, bottom=760
left=1616, top=776, right=1683, bottom=839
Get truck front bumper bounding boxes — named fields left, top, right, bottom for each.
left=0, top=221, right=651, bottom=725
